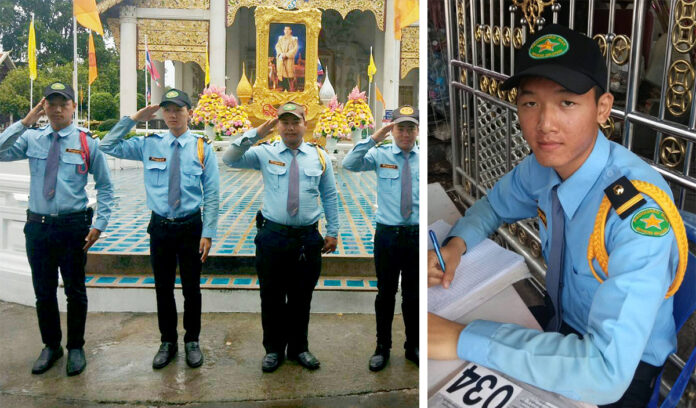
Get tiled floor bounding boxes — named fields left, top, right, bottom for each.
left=89, top=161, right=377, bottom=257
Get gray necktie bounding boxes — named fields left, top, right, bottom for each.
left=400, top=152, right=412, bottom=220
left=43, top=132, right=60, bottom=200
left=545, top=186, right=566, bottom=332
left=168, top=141, right=181, bottom=209
left=287, top=150, right=299, bottom=216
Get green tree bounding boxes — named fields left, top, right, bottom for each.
left=90, top=92, right=117, bottom=121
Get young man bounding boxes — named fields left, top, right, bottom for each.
left=428, top=25, right=680, bottom=407
left=100, top=89, right=219, bottom=370
left=223, top=101, right=339, bottom=373
left=0, top=82, right=113, bottom=376
left=342, top=106, right=420, bottom=371
left=275, top=26, right=299, bottom=91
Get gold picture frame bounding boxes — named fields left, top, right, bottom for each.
left=248, top=6, right=322, bottom=123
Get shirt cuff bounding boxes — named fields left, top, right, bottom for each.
left=92, top=219, right=108, bottom=232
left=120, top=116, right=136, bottom=127
left=202, top=227, right=216, bottom=239
left=446, top=218, right=486, bottom=250
left=457, top=319, right=502, bottom=366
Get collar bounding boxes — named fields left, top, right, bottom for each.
left=164, top=130, right=194, bottom=147
left=277, top=140, right=309, bottom=155
left=556, top=131, right=609, bottom=219
left=47, top=123, right=76, bottom=138
left=390, top=142, right=419, bottom=156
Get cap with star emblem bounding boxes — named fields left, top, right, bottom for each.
left=159, top=88, right=192, bottom=108
left=500, top=24, right=607, bottom=94
left=277, top=101, right=305, bottom=120
left=43, top=82, right=75, bottom=101
left=391, top=105, right=419, bottom=125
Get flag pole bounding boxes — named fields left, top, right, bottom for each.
left=368, top=46, right=373, bottom=130
left=30, top=13, right=34, bottom=107
left=73, top=15, right=78, bottom=123
left=145, top=35, right=149, bottom=133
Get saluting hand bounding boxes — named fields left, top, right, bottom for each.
left=321, top=236, right=337, bottom=254
left=370, top=123, right=395, bottom=144
left=257, top=117, right=279, bottom=138
left=130, top=105, right=161, bottom=122
left=427, top=237, right=466, bottom=288
left=21, top=97, right=46, bottom=127
left=199, top=237, right=212, bottom=263
left=83, top=228, right=101, bottom=252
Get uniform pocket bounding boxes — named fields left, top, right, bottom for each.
left=182, top=164, right=203, bottom=187
left=26, top=145, right=48, bottom=176
left=266, top=165, right=287, bottom=191
left=145, top=160, right=167, bottom=186
left=376, top=166, right=399, bottom=192
left=60, top=152, right=86, bottom=180
left=302, top=168, right=322, bottom=191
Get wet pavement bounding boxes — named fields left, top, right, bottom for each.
left=0, top=301, right=419, bottom=407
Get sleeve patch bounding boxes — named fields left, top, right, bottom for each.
left=631, top=208, right=671, bottom=237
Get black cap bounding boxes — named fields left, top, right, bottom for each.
left=277, top=101, right=305, bottom=119
left=500, top=24, right=607, bottom=94
left=159, top=88, right=192, bottom=108
left=44, top=82, right=75, bottom=101
left=392, top=105, right=419, bottom=125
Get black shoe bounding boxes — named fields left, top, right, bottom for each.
left=152, top=342, right=177, bottom=369
left=262, top=352, right=283, bottom=373
left=405, top=347, right=419, bottom=365
left=369, top=346, right=390, bottom=372
left=290, top=351, right=320, bottom=370
left=31, top=346, right=63, bottom=374
left=66, top=348, right=86, bottom=376
left=185, top=341, right=203, bottom=368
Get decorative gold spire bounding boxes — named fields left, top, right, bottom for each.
left=236, top=62, right=253, bottom=105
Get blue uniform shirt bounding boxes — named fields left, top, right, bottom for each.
left=222, top=128, right=339, bottom=237
left=0, top=120, right=113, bottom=231
left=100, top=117, right=220, bottom=238
left=448, top=132, right=679, bottom=404
left=342, top=137, right=419, bottom=226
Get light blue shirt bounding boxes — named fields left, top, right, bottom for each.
left=448, top=132, right=678, bottom=404
left=0, top=121, right=113, bottom=231
left=100, top=117, right=220, bottom=238
left=342, top=137, right=419, bottom=226
left=222, top=128, right=339, bottom=237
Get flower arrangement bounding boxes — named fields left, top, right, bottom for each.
left=343, top=86, right=375, bottom=131
left=192, top=86, right=252, bottom=137
left=313, top=96, right=351, bottom=140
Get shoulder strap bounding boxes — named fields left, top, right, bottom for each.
left=315, top=144, right=326, bottom=174
left=197, top=137, right=206, bottom=170
left=78, top=131, right=90, bottom=174
left=603, top=176, right=646, bottom=219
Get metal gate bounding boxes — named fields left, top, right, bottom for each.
left=441, top=0, right=696, bottom=401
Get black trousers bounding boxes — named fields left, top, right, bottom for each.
left=373, top=224, right=419, bottom=350
left=25, top=216, right=90, bottom=350
left=147, top=211, right=202, bottom=343
left=254, top=217, right=323, bottom=356
left=531, top=302, right=663, bottom=407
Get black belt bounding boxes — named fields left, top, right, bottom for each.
left=151, top=210, right=201, bottom=226
left=376, top=223, right=419, bottom=234
left=261, top=218, right=318, bottom=235
left=27, top=208, right=93, bottom=225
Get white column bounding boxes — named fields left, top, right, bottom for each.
left=173, top=61, right=184, bottom=90
left=209, top=0, right=226, bottom=87
left=183, top=62, right=195, bottom=96
left=382, top=0, right=400, bottom=111
left=119, top=6, right=138, bottom=117
left=151, top=60, right=166, bottom=103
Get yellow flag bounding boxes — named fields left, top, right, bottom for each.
left=88, top=31, right=97, bottom=84
left=205, top=47, right=210, bottom=86
left=394, top=0, right=419, bottom=40
left=367, top=51, right=377, bottom=83
left=74, top=0, right=104, bottom=36
left=28, top=17, right=37, bottom=80
left=375, top=84, right=385, bottom=108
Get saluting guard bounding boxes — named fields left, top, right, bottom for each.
left=100, top=89, right=219, bottom=370
left=0, top=82, right=114, bottom=376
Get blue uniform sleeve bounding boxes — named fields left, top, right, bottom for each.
left=200, top=142, right=220, bottom=238
left=457, top=197, right=677, bottom=405
left=0, top=121, right=30, bottom=161
left=99, top=116, right=144, bottom=161
left=448, top=155, right=539, bottom=248
left=88, top=137, right=114, bottom=231
left=222, top=128, right=262, bottom=169
left=342, top=138, right=378, bottom=172
left=318, top=149, right=339, bottom=237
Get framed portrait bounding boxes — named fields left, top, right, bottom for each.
left=250, top=7, right=321, bottom=121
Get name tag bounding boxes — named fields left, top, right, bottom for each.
left=65, top=148, right=82, bottom=154
left=380, top=163, right=398, bottom=169
left=149, top=156, right=166, bottom=162
left=269, top=160, right=285, bottom=167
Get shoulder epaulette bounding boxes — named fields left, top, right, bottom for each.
left=603, top=176, right=647, bottom=220
left=204, top=136, right=212, bottom=144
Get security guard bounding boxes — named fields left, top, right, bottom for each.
left=342, top=106, right=419, bottom=371
left=428, top=25, right=681, bottom=407
left=100, top=89, right=219, bottom=370
left=222, top=101, right=339, bottom=373
left=0, top=82, right=113, bottom=376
